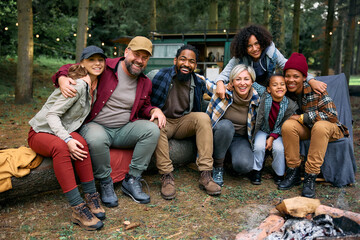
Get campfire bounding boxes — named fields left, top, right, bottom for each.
left=236, top=197, right=360, bottom=240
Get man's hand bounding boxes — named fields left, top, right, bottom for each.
left=59, top=76, right=77, bottom=98
left=265, top=136, right=274, bottom=150
left=150, top=108, right=166, bottom=129
left=67, top=139, right=88, bottom=161
left=216, top=81, right=226, bottom=99
left=308, top=78, right=327, bottom=95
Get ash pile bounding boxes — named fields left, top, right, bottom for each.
left=266, top=214, right=360, bottom=239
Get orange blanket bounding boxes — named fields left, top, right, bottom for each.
left=0, top=147, right=43, bottom=192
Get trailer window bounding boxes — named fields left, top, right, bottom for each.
left=152, top=44, right=184, bottom=58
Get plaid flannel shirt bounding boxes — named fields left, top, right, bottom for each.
left=206, top=80, right=261, bottom=144
left=300, top=81, right=349, bottom=136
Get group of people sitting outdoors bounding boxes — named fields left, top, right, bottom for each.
left=27, top=24, right=351, bottom=231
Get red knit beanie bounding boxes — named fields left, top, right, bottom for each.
left=283, top=52, right=308, bottom=77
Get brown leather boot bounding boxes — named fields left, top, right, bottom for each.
left=199, top=171, right=221, bottom=195
left=84, top=192, right=106, bottom=220
left=71, top=202, right=103, bottom=231
left=161, top=172, right=176, bottom=200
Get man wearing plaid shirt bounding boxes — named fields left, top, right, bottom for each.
left=148, top=44, right=221, bottom=200
left=278, top=53, right=349, bottom=198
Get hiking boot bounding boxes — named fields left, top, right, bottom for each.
left=199, top=171, right=221, bottom=195
left=121, top=174, right=150, bottom=204
left=302, top=172, right=317, bottom=198
left=273, top=174, right=284, bottom=185
left=71, top=202, right=103, bottom=231
left=161, top=172, right=176, bottom=200
left=250, top=170, right=262, bottom=185
left=84, top=192, right=106, bottom=220
left=212, top=167, right=224, bottom=187
left=99, top=178, right=118, bottom=208
left=278, top=167, right=301, bottom=190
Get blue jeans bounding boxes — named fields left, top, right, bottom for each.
left=79, top=120, right=160, bottom=179
left=213, top=119, right=254, bottom=174
left=253, top=130, right=285, bottom=176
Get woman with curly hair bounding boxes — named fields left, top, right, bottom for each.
left=214, top=24, right=326, bottom=99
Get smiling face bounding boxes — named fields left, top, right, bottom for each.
left=231, top=70, right=253, bottom=99
left=284, top=69, right=306, bottom=95
left=80, top=54, right=105, bottom=78
left=174, top=49, right=197, bottom=81
left=123, top=48, right=150, bottom=77
left=246, top=35, right=262, bottom=61
left=267, top=76, right=287, bottom=102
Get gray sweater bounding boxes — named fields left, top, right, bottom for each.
left=29, top=79, right=93, bottom=141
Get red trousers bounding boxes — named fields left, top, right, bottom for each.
left=28, top=128, right=94, bottom=193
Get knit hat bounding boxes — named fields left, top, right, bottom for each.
left=283, top=52, right=308, bottom=77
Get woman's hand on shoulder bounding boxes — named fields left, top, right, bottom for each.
left=308, top=78, right=327, bottom=95
left=216, top=81, right=226, bottom=99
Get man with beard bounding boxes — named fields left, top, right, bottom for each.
left=148, top=45, right=221, bottom=200
left=52, top=37, right=166, bottom=206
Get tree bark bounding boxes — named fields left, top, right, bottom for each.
left=208, top=0, right=218, bottom=32
left=229, top=0, right=240, bottom=31
left=244, top=0, right=251, bottom=25
left=334, top=6, right=345, bottom=75
left=15, top=0, right=33, bottom=104
left=291, top=0, right=301, bottom=53
left=355, top=24, right=360, bottom=74
left=75, top=0, right=89, bottom=63
left=321, top=0, right=335, bottom=76
left=0, top=139, right=197, bottom=202
left=343, top=0, right=356, bottom=84
left=150, top=0, right=157, bottom=32
left=270, top=0, right=285, bottom=51
left=263, top=0, right=270, bottom=29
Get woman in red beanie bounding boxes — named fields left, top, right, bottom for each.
left=278, top=52, right=349, bottom=198
left=214, top=25, right=327, bottom=100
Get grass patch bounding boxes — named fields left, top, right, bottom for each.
left=350, top=75, right=360, bottom=85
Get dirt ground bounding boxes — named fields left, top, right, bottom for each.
left=0, top=61, right=359, bottom=239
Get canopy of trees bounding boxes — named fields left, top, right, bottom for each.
left=1, top=0, right=359, bottom=75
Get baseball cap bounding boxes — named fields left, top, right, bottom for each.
left=127, top=36, right=153, bottom=56
left=80, top=45, right=107, bottom=61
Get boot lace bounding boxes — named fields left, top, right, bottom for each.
left=213, top=168, right=223, bottom=182
left=161, top=173, right=174, bottom=186
left=131, top=176, right=150, bottom=196
left=88, top=193, right=101, bottom=209
left=77, top=204, right=94, bottom=220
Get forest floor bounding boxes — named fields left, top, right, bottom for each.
left=0, top=58, right=359, bottom=239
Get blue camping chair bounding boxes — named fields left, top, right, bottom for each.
left=300, top=73, right=356, bottom=187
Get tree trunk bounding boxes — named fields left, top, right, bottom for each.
left=321, top=0, right=335, bottom=76
left=15, top=0, right=33, bottom=104
left=355, top=24, right=360, bottom=74
left=334, top=6, right=345, bottom=75
left=263, top=0, right=270, bottom=29
left=291, top=0, right=301, bottom=53
left=208, top=0, right=218, bottom=32
left=75, top=0, right=89, bottom=63
left=244, top=0, right=251, bottom=25
left=343, top=0, right=356, bottom=84
left=270, top=0, right=285, bottom=51
left=229, top=0, right=240, bottom=31
left=150, top=0, right=157, bottom=32
left=0, top=139, right=197, bottom=202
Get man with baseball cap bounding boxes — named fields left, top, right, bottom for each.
left=278, top=52, right=349, bottom=198
left=52, top=36, right=166, bottom=206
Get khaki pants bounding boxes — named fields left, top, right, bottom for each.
left=281, top=119, right=344, bottom=174
left=154, top=112, right=213, bottom=174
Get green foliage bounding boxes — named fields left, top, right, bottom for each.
left=0, top=0, right=17, bottom=56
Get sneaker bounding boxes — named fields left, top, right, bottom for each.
left=212, top=167, right=224, bottom=187
left=84, top=192, right=106, bottom=220
left=250, top=170, right=262, bottom=185
left=99, top=178, right=118, bottom=208
left=161, top=172, right=176, bottom=200
left=71, top=202, right=103, bottom=231
left=121, top=174, right=150, bottom=204
left=199, top=171, right=221, bottom=195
